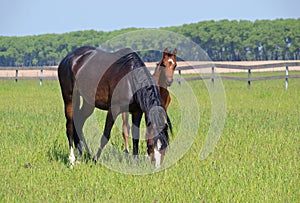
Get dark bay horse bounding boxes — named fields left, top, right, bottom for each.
left=122, top=48, right=177, bottom=157
left=58, top=46, right=171, bottom=168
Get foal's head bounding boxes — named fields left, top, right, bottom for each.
left=155, top=48, right=177, bottom=87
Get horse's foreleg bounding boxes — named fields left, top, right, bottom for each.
left=94, top=110, right=115, bottom=162
left=132, top=112, right=143, bottom=158
left=122, top=112, right=130, bottom=153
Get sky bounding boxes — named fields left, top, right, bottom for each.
left=0, top=0, right=299, bottom=36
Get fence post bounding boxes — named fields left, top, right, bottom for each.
left=248, top=68, right=251, bottom=89
left=178, top=69, right=181, bottom=86
left=15, top=67, right=19, bottom=83
left=40, top=67, right=43, bottom=86
left=211, top=65, right=215, bottom=87
left=285, top=65, right=289, bottom=90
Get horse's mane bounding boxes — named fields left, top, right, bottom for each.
left=128, top=60, right=170, bottom=146
left=114, top=50, right=146, bottom=70
left=154, top=124, right=169, bottom=149
left=110, top=51, right=170, bottom=148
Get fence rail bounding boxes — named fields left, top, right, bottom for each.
left=0, top=66, right=57, bottom=85
left=177, top=61, right=300, bottom=89
left=1, top=61, right=300, bottom=89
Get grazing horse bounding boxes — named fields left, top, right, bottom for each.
left=122, top=48, right=177, bottom=155
left=58, top=46, right=171, bottom=168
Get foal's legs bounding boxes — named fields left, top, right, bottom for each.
left=122, top=112, right=130, bottom=153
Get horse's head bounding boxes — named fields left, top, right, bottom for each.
left=155, top=48, right=177, bottom=87
left=146, top=107, right=170, bottom=168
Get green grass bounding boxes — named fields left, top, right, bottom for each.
left=0, top=74, right=299, bottom=202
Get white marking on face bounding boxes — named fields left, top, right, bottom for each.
left=154, top=140, right=162, bottom=168
left=69, top=146, right=76, bottom=166
left=168, top=58, right=175, bottom=65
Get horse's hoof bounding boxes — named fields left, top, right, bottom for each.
left=76, top=155, right=83, bottom=162
left=69, top=162, right=75, bottom=169
left=133, top=155, right=139, bottom=162
left=145, top=154, right=151, bottom=162
left=69, top=160, right=80, bottom=169
left=92, top=156, right=98, bottom=164
left=69, top=156, right=75, bottom=166
left=124, top=149, right=129, bottom=154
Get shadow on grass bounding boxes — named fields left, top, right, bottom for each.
left=47, top=138, right=69, bottom=166
left=47, top=138, right=95, bottom=167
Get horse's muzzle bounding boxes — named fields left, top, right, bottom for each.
left=166, top=78, right=173, bottom=87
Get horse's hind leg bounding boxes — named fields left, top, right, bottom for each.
left=64, top=101, right=76, bottom=166
left=63, top=88, right=91, bottom=167
left=69, top=88, right=84, bottom=163
left=122, top=112, right=130, bottom=153
left=74, top=98, right=94, bottom=158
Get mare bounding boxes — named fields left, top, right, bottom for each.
left=58, top=46, right=171, bottom=168
left=122, top=48, right=177, bottom=157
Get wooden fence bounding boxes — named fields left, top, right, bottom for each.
left=177, top=61, right=300, bottom=89
left=0, top=66, right=57, bottom=86
left=1, top=61, right=300, bottom=89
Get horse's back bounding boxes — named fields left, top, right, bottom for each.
left=76, top=47, right=134, bottom=76
left=58, top=46, right=96, bottom=75
left=59, top=46, right=138, bottom=80
left=58, top=46, right=148, bottom=111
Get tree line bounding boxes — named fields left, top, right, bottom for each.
left=0, top=19, right=299, bottom=66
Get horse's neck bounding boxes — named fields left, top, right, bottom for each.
left=152, top=67, right=160, bottom=84
left=152, top=67, right=167, bottom=89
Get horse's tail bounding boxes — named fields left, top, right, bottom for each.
left=58, top=50, right=75, bottom=104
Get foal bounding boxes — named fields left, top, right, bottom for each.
left=122, top=48, right=177, bottom=156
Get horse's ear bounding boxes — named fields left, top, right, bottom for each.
left=172, top=48, right=177, bottom=56
left=163, top=48, right=169, bottom=57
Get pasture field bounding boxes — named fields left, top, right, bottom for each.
left=0, top=72, right=299, bottom=202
